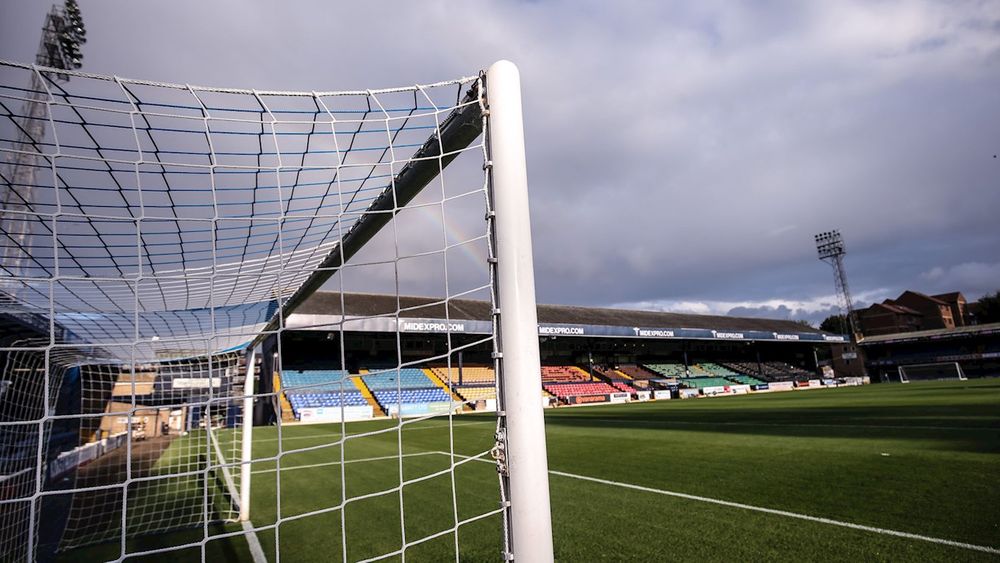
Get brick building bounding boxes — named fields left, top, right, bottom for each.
left=858, top=290, right=970, bottom=337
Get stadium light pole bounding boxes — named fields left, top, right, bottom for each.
left=814, top=230, right=867, bottom=377
left=3, top=1, right=85, bottom=273
left=486, top=60, right=555, bottom=563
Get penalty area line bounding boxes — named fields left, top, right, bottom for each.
left=550, top=469, right=1000, bottom=556
left=442, top=451, right=999, bottom=556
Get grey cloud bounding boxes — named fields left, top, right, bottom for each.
left=2, top=1, right=998, bottom=318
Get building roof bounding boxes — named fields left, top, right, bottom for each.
left=932, top=291, right=965, bottom=302
left=897, top=290, right=948, bottom=306
left=297, top=291, right=826, bottom=334
left=867, top=301, right=922, bottom=316
left=859, top=321, right=1000, bottom=345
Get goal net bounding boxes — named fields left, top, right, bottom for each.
left=897, top=362, right=967, bottom=383
left=0, top=59, right=552, bottom=562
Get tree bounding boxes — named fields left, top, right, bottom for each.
left=820, top=314, right=848, bottom=334
left=974, top=291, right=1000, bottom=324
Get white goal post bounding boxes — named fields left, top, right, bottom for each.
left=0, top=58, right=553, bottom=562
left=897, top=362, right=967, bottom=383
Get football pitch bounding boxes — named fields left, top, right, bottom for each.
left=63, top=379, right=1000, bottom=562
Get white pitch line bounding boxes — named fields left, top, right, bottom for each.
left=241, top=520, right=268, bottom=563
left=444, top=452, right=1000, bottom=556
left=570, top=417, right=993, bottom=433
left=250, top=451, right=440, bottom=475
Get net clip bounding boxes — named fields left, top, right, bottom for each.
left=490, top=428, right=509, bottom=476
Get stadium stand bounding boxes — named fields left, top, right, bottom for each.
left=431, top=365, right=495, bottom=385
left=544, top=381, right=620, bottom=398
left=617, top=364, right=659, bottom=380
left=727, top=374, right=765, bottom=386
left=358, top=368, right=455, bottom=412
left=611, top=381, right=635, bottom=394
left=687, top=364, right=711, bottom=376
left=281, top=369, right=351, bottom=392
left=372, top=388, right=452, bottom=407
left=592, top=365, right=636, bottom=383
left=719, top=361, right=812, bottom=382
left=362, top=368, right=436, bottom=390
left=455, top=386, right=496, bottom=402
left=679, top=377, right=733, bottom=389
left=698, top=362, right=737, bottom=376
left=643, top=362, right=687, bottom=378
left=540, top=365, right=591, bottom=383
left=280, top=370, right=368, bottom=420
left=695, top=362, right=765, bottom=385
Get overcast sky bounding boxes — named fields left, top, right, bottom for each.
left=2, top=0, right=998, bottom=325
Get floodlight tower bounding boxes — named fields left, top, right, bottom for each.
left=2, top=1, right=86, bottom=272
left=814, top=230, right=860, bottom=340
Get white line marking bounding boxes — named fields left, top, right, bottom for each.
left=444, top=452, right=1000, bottom=555
left=241, top=520, right=268, bottom=563
left=209, top=430, right=267, bottom=563
left=568, top=417, right=993, bottom=432
left=250, top=451, right=440, bottom=475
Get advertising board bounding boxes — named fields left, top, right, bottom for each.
left=702, top=386, right=732, bottom=397
left=566, top=394, right=610, bottom=405
left=299, top=405, right=373, bottom=423
left=730, top=385, right=751, bottom=395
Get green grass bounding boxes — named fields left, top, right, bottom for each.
left=60, top=380, right=1000, bottom=562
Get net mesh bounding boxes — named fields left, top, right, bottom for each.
left=898, top=362, right=967, bottom=382
left=0, top=60, right=510, bottom=561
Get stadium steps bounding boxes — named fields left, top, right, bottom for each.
left=423, top=368, right=465, bottom=404
left=275, top=374, right=296, bottom=422
left=352, top=376, right=385, bottom=417
left=613, top=369, right=633, bottom=380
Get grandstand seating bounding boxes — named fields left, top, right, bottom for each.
left=281, top=369, right=351, bottom=392
left=611, top=381, right=635, bottom=394
left=726, top=374, right=765, bottom=386
left=372, top=388, right=451, bottom=406
left=680, top=377, right=733, bottom=389
left=544, top=382, right=620, bottom=398
left=687, top=364, right=711, bottom=376
left=431, top=366, right=495, bottom=385
left=719, top=361, right=812, bottom=382
left=592, top=365, right=628, bottom=380
left=280, top=370, right=367, bottom=419
left=286, top=392, right=368, bottom=410
left=699, top=362, right=737, bottom=376
left=456, top=386, right=496, bottom=402
left=540, top=365, right=590, bottom=383
left=643, top=363, right=687, bottom=378
left=617, top=364, right=659, bottom=380
left=358, top=368, right=455, bottom=412
left=362, top=368, right=436, bottom=390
